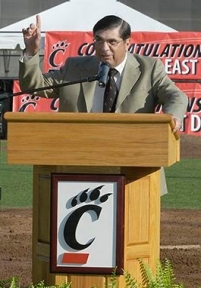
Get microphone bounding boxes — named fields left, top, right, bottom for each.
left=0, top=74, right=99, bottom=101
left=0, top=65, right=110, bottom=101
left=98, top=63, right=110, bottom=88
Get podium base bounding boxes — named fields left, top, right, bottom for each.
left=32, top=165, right=160, bottom=287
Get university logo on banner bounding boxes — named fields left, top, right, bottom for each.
left=12, top=81, right=59, bottom=112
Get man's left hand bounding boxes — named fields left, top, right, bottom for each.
left=172, top=116, right=182, bottom=132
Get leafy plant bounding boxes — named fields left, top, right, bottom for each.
left=0, top=259, right=200, bottom=288
left=28, top=280, right=71, bottom=288
left=107, top=267, right=118, bottom=288
left=0, top=278, right=71, bottom=288
left=0, top=277, right=19, bottom=288
left=138, top=258, right=184, bottom=288
left=123, top=270, right=138, bottom=288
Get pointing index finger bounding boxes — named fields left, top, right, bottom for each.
left=36, top=15, right=41, bottom=31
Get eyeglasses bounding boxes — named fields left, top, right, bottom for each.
left=93, top=38, right=123, bottom=47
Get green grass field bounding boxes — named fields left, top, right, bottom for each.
left=0, top=140, right=201, bottom=209
left=163, top=159, right=201, bottom=209
left=0, top=140, right=33, bottom=207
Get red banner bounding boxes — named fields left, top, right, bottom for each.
left=129, top=32, right=201, bottom=80
left=13, top=31, right=201, bottom=136
left=176, top=82, right=201, bottom=136
left=13, top=81, right=59, bottom=112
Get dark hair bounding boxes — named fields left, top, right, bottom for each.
left=93, top=15, right=131, bottom=40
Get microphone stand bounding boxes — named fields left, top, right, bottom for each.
left=0, top=75, right=99, bottom=101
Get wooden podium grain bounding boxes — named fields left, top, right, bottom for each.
left=5, top=112, right=180, bottom=288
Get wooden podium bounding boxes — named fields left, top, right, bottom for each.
left=5, top=112, right=179, bottom=288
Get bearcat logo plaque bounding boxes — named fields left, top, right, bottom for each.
left=50, top=173, right=125, bottom=274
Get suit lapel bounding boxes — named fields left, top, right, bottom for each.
left=78, top=54, right=141, bottom=112
left=82, top=81, right=97, bottom=112
left=81, top=57, right=99, bottom=112
left=115, top=53, right=141, bottom=110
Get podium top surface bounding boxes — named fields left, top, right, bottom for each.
left=5, top=112, right=180, bottom=167
left=5, top=111, right=176, bottom=125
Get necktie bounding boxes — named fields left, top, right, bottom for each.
left=103, top=68, right=118, bottom=112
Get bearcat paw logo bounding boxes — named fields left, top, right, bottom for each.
left=52, top=40, right=69, bottom=51
left=49, top=40, right=70, bottom=69
left=70, top=185, right=112, bottom=208
left=63, top=185, right=112, bottom=250
left=19, top=95, right=40, bottom=112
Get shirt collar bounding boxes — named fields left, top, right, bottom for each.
left=113, top=53, right=127, bottom=75
left=99, top=53, right=127, bottom=76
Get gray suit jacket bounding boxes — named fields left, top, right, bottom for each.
left=19, top=52, right=188, bottom=121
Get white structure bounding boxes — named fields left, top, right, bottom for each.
left=0, top=0, right=176, bottom=50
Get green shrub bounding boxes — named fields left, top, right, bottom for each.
left=137, top=258, right=184, bottom=288
left=0, top=259, right=200, bottom=288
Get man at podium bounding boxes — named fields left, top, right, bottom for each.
left=19, top=15, right=189, bottom=197
left=18, top=14, right=188, bottom=134
left=12, top=15, right=188, bottom=285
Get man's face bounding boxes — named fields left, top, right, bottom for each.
left=94, top=27, right=130, bottom=67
